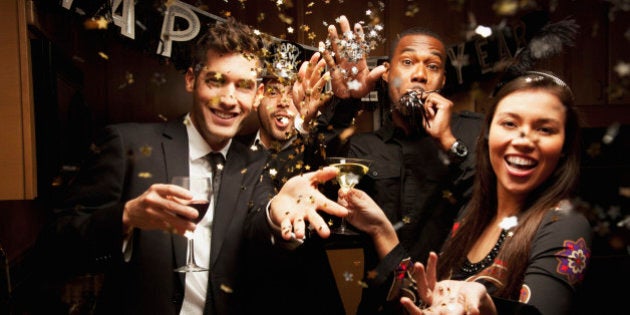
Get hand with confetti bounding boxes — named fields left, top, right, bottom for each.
left=400, top=253, right=497, bottom=315
left=292, top=51, right=333, bottom=126
left=269, top=166, right=348, bottom=241
left=323, top=15, right=387, bottom=99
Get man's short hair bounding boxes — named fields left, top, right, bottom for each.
left=191, top=17, right=264, bottom=74
left=389, top=27, right=445, bottom=59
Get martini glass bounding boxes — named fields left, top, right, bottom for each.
left=327, top=157, right=372, bottom=235
left=171, top=176, right=211, bottom=272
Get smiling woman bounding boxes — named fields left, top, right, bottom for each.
left=336, top=70, right=592, bottom=315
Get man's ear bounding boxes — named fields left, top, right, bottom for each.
left=253, top=82, right=264, bottom=110
left=381, top=61, right=390, bottom=83
left=185, top=67, right=195, bottom=92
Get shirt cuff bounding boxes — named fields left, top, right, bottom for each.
left=371, top=243, right=409, bottom=285
left=293, top=115, right=310, bottom=135
left=122, top=230, right=133, bottom=262
left=266, top=198, right=304, bottom=250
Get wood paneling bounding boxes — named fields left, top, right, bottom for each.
left=0, top=0, right=36, bottom=200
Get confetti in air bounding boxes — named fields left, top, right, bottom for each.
left=325, top=18, right=384, bottom=64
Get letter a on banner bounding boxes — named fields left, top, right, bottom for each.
left=157, top=0, right=201, bottom=58
left=112, top=0, right=135, bottom=39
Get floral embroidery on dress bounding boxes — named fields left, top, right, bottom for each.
left=555, top=237, right=590, bottom=284
left=519, top=284, right=531, bottom=303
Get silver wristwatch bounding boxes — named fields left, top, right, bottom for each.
left=448, top=139, right=469, bottom=162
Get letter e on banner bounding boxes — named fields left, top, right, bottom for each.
left=157, top=0, right=201, bottom=58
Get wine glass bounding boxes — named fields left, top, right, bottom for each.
left=327, top=157, right=372, bottom=235
left=170, top=176, right=212, bottom=272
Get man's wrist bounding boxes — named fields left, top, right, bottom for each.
left=293, top=115, right=309, bottom=135
left=266, top=198, right=304, bottom=249
left=447, top=139, right=469, bottom=163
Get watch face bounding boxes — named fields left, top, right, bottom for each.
left=452, top=140, right=468, bottom=157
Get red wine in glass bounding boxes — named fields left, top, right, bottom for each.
left=187, top=200, right=210, bottom=224
left=170, top=176, right=212, bottom=272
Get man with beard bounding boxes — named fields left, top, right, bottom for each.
left=236, top=40, right=346, bottom=315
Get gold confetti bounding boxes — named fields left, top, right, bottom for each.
left=209, top=96, right=221, bottom=106
left=219, top=284, right=233, bottom=293
left=138, top=172, right=152, bottom=178
left=97, top=51, right=109, bottom=60
left=278, top=13, right=294, bottom=25
left=139, top=145, right=152, bottom=156
left=442, top=190, right=456, bottom=204
left=84, top=16, right=109, bottom=30
left=90, top=143, right=101, bottom=154
left=405, top=4, right=419, bottom=17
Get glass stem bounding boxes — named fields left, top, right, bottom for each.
left=186, top=238, right=197, bottom=266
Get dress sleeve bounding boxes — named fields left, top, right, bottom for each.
left=522, top=203, right=593, bottom=315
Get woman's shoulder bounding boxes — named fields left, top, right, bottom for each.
left=529, top=199, right=593, bottom=287
left=540, top=199, right=592, bottom=233
left=532, top=199, right=593, bottom=260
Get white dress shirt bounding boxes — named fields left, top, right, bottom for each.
left=180, top=114, right=229, bottom=315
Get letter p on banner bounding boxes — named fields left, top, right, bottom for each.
left=157, top=1, right=200, bottom=58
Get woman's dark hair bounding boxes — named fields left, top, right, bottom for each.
left=436, top=71, right=582, bottom=299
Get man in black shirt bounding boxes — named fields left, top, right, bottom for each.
left=321, top=15, right=484, bottom=314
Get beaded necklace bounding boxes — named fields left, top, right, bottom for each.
left=460, top=229, right=508, bottom=277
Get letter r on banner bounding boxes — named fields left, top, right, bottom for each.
left=157, top=0, right=201, bottom=58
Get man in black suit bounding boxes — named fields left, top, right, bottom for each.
left=42, top=17, right=273, bottom=315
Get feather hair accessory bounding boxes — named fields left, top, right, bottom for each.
left=493, top=17, right=580, bottom=95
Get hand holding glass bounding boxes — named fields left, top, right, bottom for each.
left=170, top=176, right=211, bottom=272
left=327, top=157, right=371, bottom=235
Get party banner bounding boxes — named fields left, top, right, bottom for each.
left=60, top=0, right=569, bottom=89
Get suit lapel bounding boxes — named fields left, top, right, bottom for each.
left=210, top=142, right=267, bottom=268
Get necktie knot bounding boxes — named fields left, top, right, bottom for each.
left=208, top=152, right=224, bottom=174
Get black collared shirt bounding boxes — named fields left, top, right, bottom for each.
left=341, top=111, right=484, bottom=314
